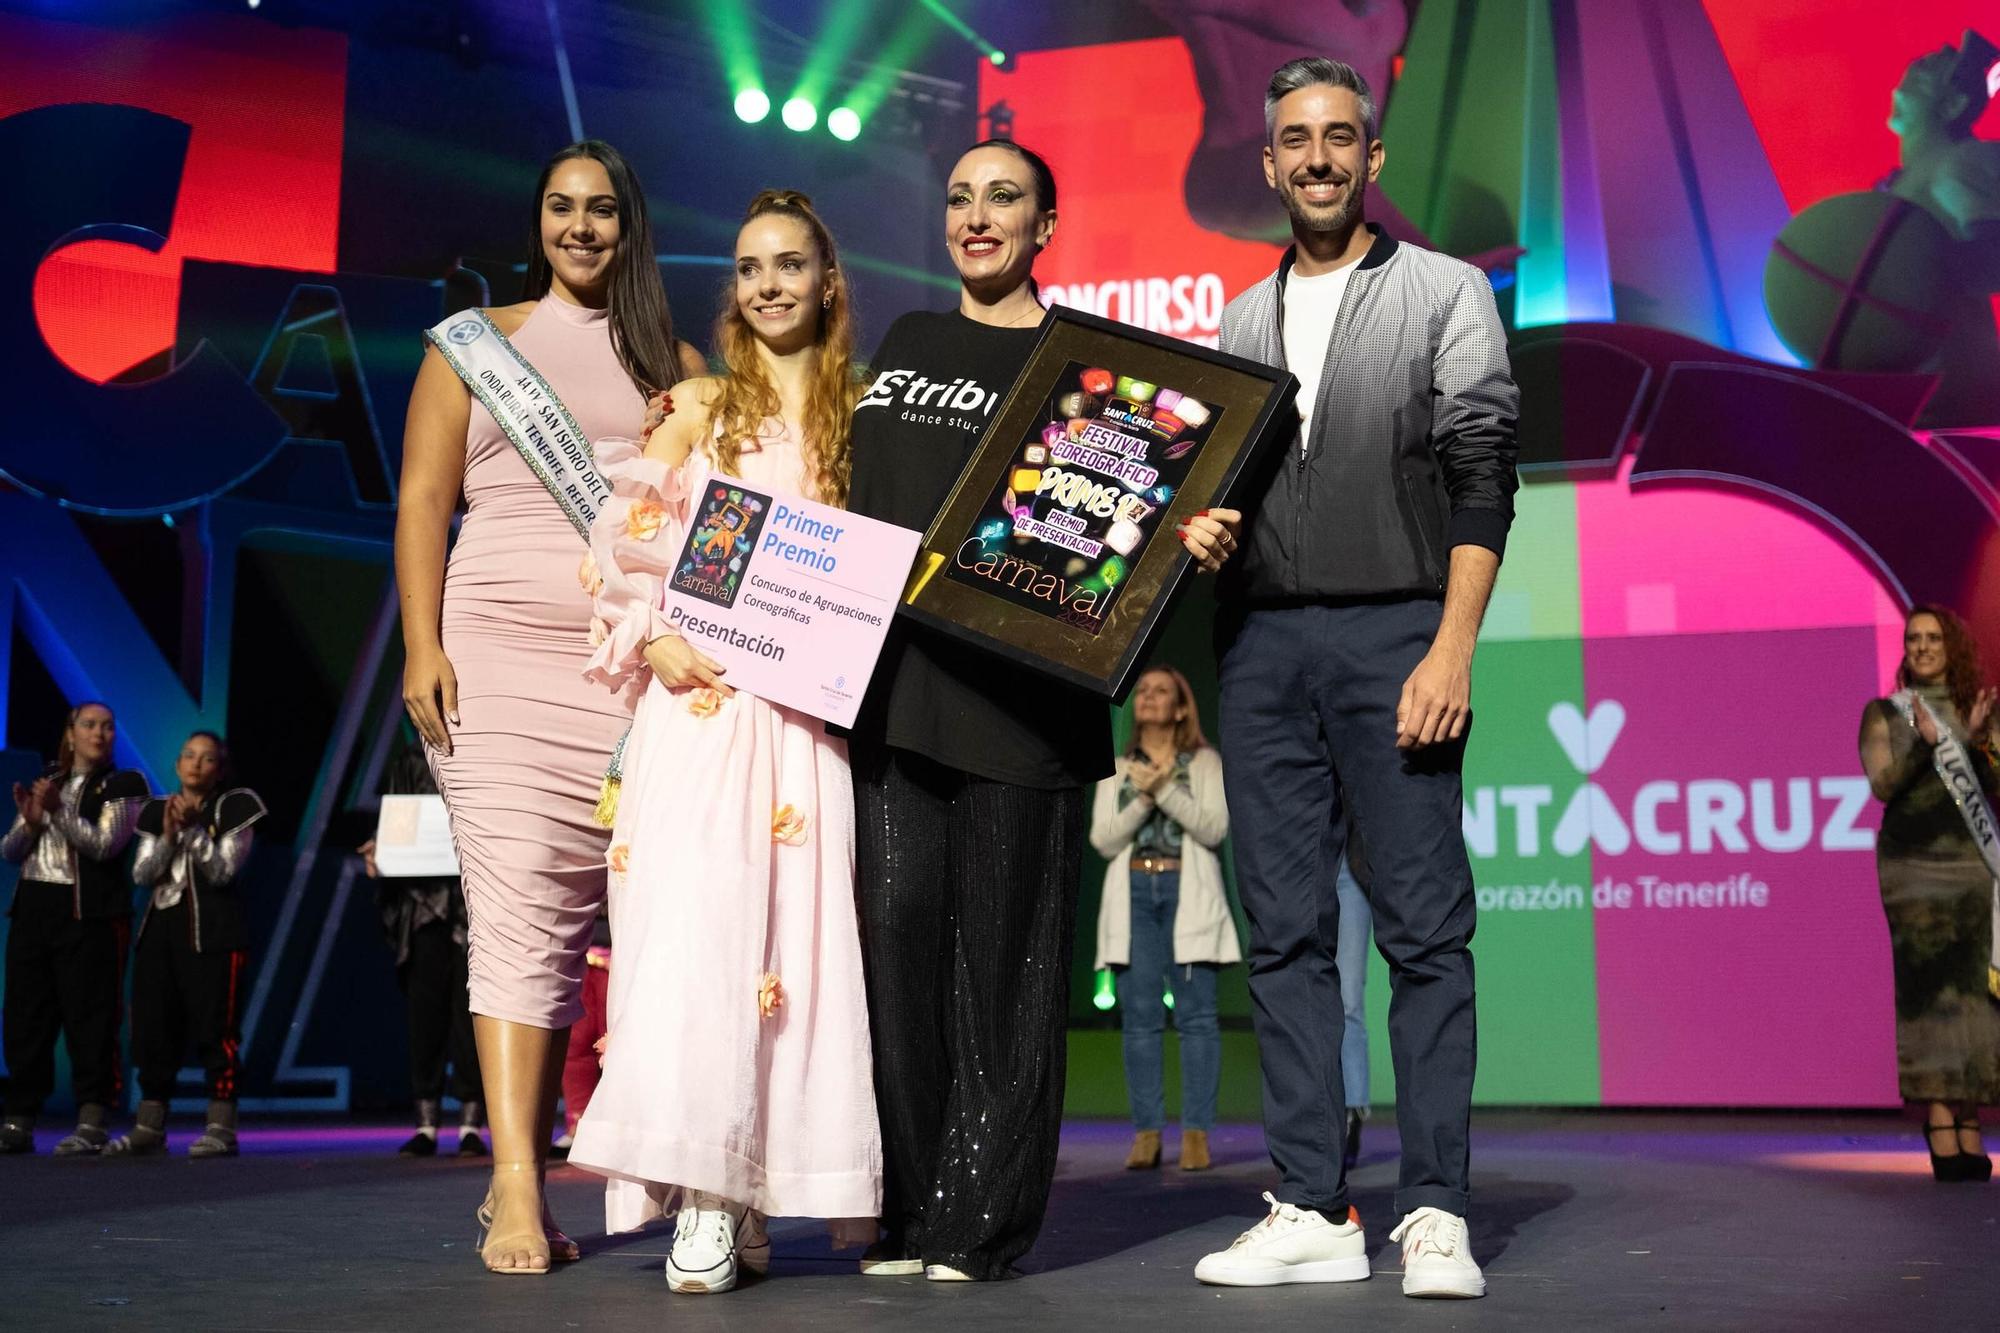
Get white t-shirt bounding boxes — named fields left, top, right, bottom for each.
left=1281, top=259, right=1359, bottom=435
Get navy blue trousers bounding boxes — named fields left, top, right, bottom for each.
left=1217, top=599, right=1477, bottom=1219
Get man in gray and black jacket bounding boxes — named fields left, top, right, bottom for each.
left=1194, top=57, right=1518, bottom=1300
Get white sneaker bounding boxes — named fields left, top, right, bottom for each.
left=666, top=1194, right=746, bottom=1294
left=924, top=1263, right=975, bottom=1282
left=1193, top=1192, right=1370, bottom=1286
left=1390, top=1207, right=1485, bottom=1298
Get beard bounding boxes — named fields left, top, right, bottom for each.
left=1278, top=173, right=1363, bottom=235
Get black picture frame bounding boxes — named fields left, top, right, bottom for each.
left=898, top=306, right=1297, bottom=700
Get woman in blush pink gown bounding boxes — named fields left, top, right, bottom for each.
left=567, top=190, right=880, bottom=1297
left=394, top=139, right=706, bottom=1276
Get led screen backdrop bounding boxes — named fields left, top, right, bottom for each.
left=2, top=1, right=1995, bottom=1111
left=983, top=1, right=1999, bottom=1108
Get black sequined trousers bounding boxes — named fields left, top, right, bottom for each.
left=851, top=742, right=1084, bottom=1281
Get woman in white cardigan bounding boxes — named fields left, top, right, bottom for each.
left=1090, top=665, right=1240, bottom=1172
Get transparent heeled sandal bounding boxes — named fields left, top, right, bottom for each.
left=476, top=1162, right=582, bottom=1266
left=475, top=1162, right=555, bottom=1274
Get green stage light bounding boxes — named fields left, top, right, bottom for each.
left=704, top=1, right=761, bottom=107
left=791, top=0, right=872, bottom=109
left=734, top=88, right=771, bottom=123
left=781, top=97, right=817, bottom=132
left=1092, top=968, right=1116, bottom=1011
left=827, top=106, right=860, bottom=141
left=841, top=4, right=938, bottom=125
left=915, top=0, right=1005, bottom=68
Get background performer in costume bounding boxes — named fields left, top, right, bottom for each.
left=113, top=731, right=265, bottom=1158
left=1, top=703, right=146, bottom=1157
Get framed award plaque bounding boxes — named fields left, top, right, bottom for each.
left=899, top=306, right=1297, bottom=700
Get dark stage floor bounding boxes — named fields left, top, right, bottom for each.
left=3, top=1112, right=1995, bottom=1329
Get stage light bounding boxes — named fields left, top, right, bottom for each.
left=781, top=97, right=817, bottom=132
left=791, top=0, right=872, bottom=111
left=734, top=88, right=770, bottom=123
left=915, top=0, right=1005, bottom=69
left=704, top=0, right=764, bottom=124
left=827, top=106, right=860, bottom=141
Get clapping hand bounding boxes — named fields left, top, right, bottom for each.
left=1914, top=701, right=1942, bottom=746
left=1969, top=686, right=1996, bottom=741
left=1127, top=756, right=1171, bottom=796
left=12, top=781, right=41, bottom=825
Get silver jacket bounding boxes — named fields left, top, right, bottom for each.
left=131, top=788, right=267, bottom=952
left=2, top=770, right=144, bottom=888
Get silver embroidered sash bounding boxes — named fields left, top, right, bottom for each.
left=425, top=309, right=608, bottom=540
left=1891, top=690, right=2000, bottom=998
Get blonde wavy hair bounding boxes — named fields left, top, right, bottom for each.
left=707, top=190, right=859, bottom=506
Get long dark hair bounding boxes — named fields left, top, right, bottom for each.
left=521, top=140, right=682, bottom=396
left=1897, top=603, right=1983, bottom=722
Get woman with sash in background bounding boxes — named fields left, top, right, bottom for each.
left=569, top=189, right=878, bottom=1296
left=1859, top=604, right=2000, bottom=1182
left=395, top=139, right=705, bottom=1275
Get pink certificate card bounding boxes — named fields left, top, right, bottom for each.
left=659, top=471, right=921, bottom=727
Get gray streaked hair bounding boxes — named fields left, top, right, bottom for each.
left=1264, top=57, right=1378, bottom=143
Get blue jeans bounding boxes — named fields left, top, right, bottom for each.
left=1336, top=856, right=1372, bottom=1109
left=1115, top=869, right=1221, bottom=1132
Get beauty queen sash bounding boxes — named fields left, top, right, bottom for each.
left=425, top=309, right=608, bottom=541
left=1891, top=690, right=2000, bottom=999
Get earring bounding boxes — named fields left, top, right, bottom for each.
left=822, top=294, right=832, bottom=310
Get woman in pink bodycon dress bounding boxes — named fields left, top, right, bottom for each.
left=394, top=140, right=706, bottom=1275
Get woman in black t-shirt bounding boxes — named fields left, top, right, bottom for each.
left=845, top=140, right=1238, bottom=1281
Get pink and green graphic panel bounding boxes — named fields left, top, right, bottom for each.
left=1369, top=488, right=1599, bottom=1106
left=1581, top=628, right=1895, bottom=1105
left=1366, top=473, right=1912, bottom=1108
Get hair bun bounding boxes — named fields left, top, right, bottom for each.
left=749, top=187, right=815, bottom=216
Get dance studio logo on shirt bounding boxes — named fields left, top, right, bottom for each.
left=671, top=483, right=772, bottom=609
left=855, top=368, right=1005, bottom=434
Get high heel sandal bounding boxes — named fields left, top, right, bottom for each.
left=1926, top=1124, right=1974, bottom=1183
left=1956, top=1119, right=1992, bottom=1183
left=475, top=1162, right=553, bottom=1274
left=477, top=1166, right=582, bottom=1263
